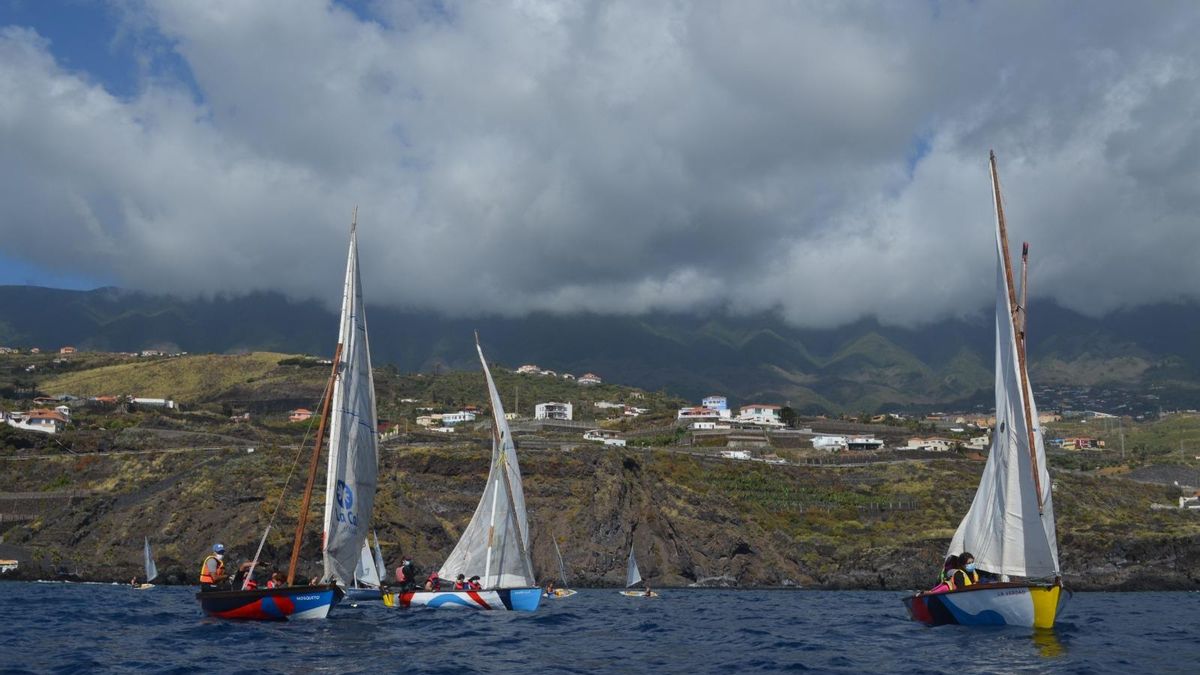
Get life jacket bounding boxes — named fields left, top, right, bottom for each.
left=950, top=568, right=978, bottom=589
left=469, top=581, right=482, bottom=590
left=454, top=581, right=465, bottom=590
left=199, top=555, right=225, bottom=584
left=266, top=579, right=280, bottom=589
left=427, top=574, right=441, bottom=591
left=244, top=579, right=258, bottom=590
left=397, top=564, right=413, bottom=583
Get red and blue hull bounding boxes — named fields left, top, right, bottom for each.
left=196, top=584, right=344, bottom=620
left=382, top=587, right=542, bottom=612
left=903, top=582, right=1069, bottom=628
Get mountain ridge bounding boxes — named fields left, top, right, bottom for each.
left=2, top=285, right=1198, bottom=412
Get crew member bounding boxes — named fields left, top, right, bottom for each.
left=425, top=571, right=441, bottom=591
left=949, top=552, right=980, bottom=590
left=199, top=543, right=228, bottom=591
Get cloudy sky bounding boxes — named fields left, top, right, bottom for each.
left=1, top=0, right=1198, bottom=327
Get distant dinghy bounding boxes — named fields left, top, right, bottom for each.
left=619, top=543, right=658, bottom=598
left=383, top=335, right=541, bottom=612
left=136, top=537, right=157, bottom=590
left=544, top=539, right=577, bottom=598
left=902, top=153, right=1070, bottom=628
left=196, top=211, right=378, bottom=620
left=346, top=531, right=385, bottom=602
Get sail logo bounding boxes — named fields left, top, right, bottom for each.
left=335, top=480, right=359, bottom=527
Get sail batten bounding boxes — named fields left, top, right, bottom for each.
left=321, top=223, right=379, bottom=585
left=438, top=338, right=536, bottom=589
left=948, top=155, right=1059, bottom=579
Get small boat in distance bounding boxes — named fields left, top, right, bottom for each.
left=545, top=539, right=577, bottom=598
left=346, top=532, right=385, bottom=601
left=196, top=210, right=378, bottom=620
left=619, top=543, right=658, bottom=598
left=135, top=537, right=157, bottom=590
left=382, top=335, right=541, bottom=612
left=902, top=153, right=1070, bottom=628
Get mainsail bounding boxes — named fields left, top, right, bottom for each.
left=553, top=539, right=569, bottom=587
left=948, top=156, right=1059, bottom=580
left=354, top=538, right=381, bottom=588
left=437, top=337, right=536, bottom=589
left=143, top=537, right=158, bottom=583
left=626, top=545, right=642, bottom=588
left=321, top=219, right=379, bottom=585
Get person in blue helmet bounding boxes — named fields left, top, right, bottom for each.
left=199, top=543, right=229, bottom=591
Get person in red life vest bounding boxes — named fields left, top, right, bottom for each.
left=468, top=575, right=482, bottom=590
left=198, top=543, right=228, bottom=591
left=395, top=558, right=416, bottom=590
left=424, top=571, right=441, bottom=591
left=453, top=574, right=466, bottom=590
left=266, top=570, right=286, bottom=589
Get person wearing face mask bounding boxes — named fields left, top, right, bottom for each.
left=949, top=552, right=980, bottom=589
left=199, top=543, right=229, bottom=591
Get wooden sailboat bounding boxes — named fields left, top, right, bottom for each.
left=196, top=211, right=378, bottom=620
left=619, top=543, right=658, bottom=598
left=383, top=334, right=541, bottom=612
left=134, top=537, right=157, bottom=590
left=903, top=152, right=1070, bottom=628
left=544, top=539, right=577, bottom=598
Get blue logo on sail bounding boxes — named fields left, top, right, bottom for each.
left=336, top=480, right=358, bottom=526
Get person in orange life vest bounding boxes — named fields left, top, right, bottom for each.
left=199, top=543, right=228, bottom=591
left=425, top=571, right=441, bottom=591
left=468, top=575, right=482, bottom=590
left=949, top=552, right=980, bottom=590
left=266, top=570, right=286, bottom=589
left=454, top=574, right=466, bottom=590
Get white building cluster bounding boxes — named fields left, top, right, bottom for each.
left=677, top=395, right=786, bottom=429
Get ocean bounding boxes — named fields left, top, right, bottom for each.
left=0, top=583, right=1197, bottom=673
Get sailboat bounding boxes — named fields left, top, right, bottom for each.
left=383, top=335, right=541, bottom=612
left=135, top=537, right=157, bottom=590
left=544, top=539, right=577, bottom=598
left=619, top=543, right=657, bottom=597
left=346, top=531, right=385, bottom=601
left=902, top=152, right=1070, bottom=628
left=196, top=211, right=379, bottom=620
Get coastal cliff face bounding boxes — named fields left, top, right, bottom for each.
left=2, top=444, right=1198, bottom=591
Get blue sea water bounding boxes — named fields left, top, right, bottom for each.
left=0, top=583, right=1198, bottom=674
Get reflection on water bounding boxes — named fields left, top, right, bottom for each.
left=1033, top=627, right=1066, bottom=658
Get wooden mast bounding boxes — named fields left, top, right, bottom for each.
left=286, top=343, right=343, bottom=585
left=989, top=150, right=1044, bottom=514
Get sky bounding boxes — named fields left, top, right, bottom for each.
left=1, top=0, right=1198, bottom=327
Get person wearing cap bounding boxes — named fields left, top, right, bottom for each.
left=454, top=573, right=467, bottom=590
left=199, top=543, right=228, bottom=591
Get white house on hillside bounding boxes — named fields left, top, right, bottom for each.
left=702, top=395, right=728, bottom=411
left=737, top=404, right=784, bottom=427
left=441, top=411, right=477, bottom=425
left=812, top=435, right=847, bottom=451
left=583, top=429, right=626, bottom=447
left=535, top=402, right=573, bottom=421
left=578, top=373, right=602, bottom=385
left=677, top=406, right=720, bottom=422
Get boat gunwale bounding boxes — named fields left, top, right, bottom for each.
left=194, top=582, right=343, bottom=601
left=907, top=580, right=1064, bottom=598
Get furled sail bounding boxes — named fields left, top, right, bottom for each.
left=438, top=337, right=536, bottom=589
left=143, top=537, right=158, bottom=583
left=354, top=538, right=381, bottom=588
left=948, top=162, right=1059, bottom=579
left=321, top=222, right=379, bottom=585
left=626, top=545, right=641, bottom=588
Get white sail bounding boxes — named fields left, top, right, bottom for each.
left=626, top=545, right=641, bottom=588
left=372, top=531, right=386, bottom=584
left=437, top=337, right=536, bottom=589
left=354, top=538, right=381, bottom=588
left=143, top=537, right=158, bottom=583
left=321, top=220, right=379, bottom=585
left=948, top=162, right=1059, bottom=579
left=553, top=539, right=569, bottom=587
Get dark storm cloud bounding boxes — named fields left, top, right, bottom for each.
left=1, top=1, right=1198, bottom=326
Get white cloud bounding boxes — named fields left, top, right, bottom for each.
left=1, top=1, right=1198, bottom=326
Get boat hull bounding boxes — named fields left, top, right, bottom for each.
left=619, top=590, right=660, bottom=598
left=546, top=588, right=577, bottom=598
left=903, top=582, right=1069, bottom=628
left=195, top=584, right=344, bottom=621
left=344, top=587, right=382, bottom=602
left=382, top=587, right=542, bottom=612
